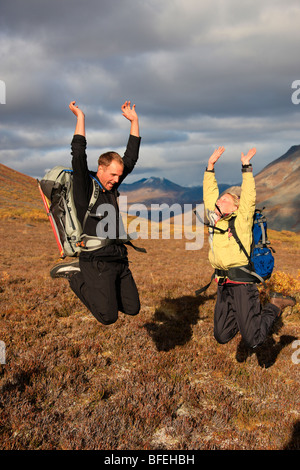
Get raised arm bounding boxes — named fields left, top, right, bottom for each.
left=207, top=146, right=225, bottom=171
left=235, top=148, right=256, bottom=232
left=121, top=101, right=139, bottom=137
left=203, top=147, right=225, bottom=212
left=69, top=100, right=85, bottom=137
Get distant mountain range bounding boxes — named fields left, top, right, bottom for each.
left=0, top=145, right=299, bottom=231
left=119, top=176, right=230, bottom=207
left=119, top=145, right=300, bottom=231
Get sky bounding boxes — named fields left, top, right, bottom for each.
left=1, top=0, right=300, bottom=187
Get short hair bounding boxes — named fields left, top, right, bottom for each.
left=226, top=192, right=240, bottom=208
left=98, top=151, right=124, bottom=168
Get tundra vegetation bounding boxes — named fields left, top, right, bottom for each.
left=0, top=172, right=299, bottom=450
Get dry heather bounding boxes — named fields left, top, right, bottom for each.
left=0, top=217, right=299, bottom=450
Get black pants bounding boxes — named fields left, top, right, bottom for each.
left=214, top=283, right=280, bottom=348
left=69, top=258, right=140, bottom=325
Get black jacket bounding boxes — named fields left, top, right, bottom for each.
left=71, top=133, right=141, bottom=260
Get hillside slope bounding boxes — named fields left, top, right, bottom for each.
left=255, top=146, right=300, bottom=231
left=225, top=146, right=300, bottom=232
left=0, top=163, right=44, bottom=220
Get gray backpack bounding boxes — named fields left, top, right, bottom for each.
left=37, top=166, right=146, bottom=258
left=38, top=166, right=100, bottom=258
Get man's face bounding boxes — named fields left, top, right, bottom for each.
left=215, top=194, right=238, bottom=217
left=97, top=161, right=124, bottom=191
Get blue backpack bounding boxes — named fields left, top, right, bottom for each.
left=228, top=208, right=275, bottom=283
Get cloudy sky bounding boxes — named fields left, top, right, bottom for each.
left=1, top=0, right=300, bottom=187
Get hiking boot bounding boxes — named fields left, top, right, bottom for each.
left=269, top=292, right=296, bottom=314
left=50, top=260, right=80, bottom=279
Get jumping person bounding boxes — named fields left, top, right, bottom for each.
left=203, top=146, right=296, bottom=349
left=50, top=100, right=142, bottom=325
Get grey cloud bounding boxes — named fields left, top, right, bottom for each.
left=1, top=0, right=300, bottom=186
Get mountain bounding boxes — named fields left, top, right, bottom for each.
left=119, top=147, right=300, bottom=231
left=119, top=176, right=230, bottom=207
left=224, top=146, right=300, bottom=232
left=255, top=146, right=300, bottom=231
left=1, top=144, right=299, bottom=231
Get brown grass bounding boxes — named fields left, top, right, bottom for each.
left=0, top=216, right=300, bottom=450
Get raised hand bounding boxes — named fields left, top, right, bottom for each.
left=121, top=101, right=138, bottom=122
left=207, top=146, right=225, bottom=170
left=121, top=100, right=139, bottom=137
left=69, top=101, right=85, bottom=137
left=69, top=100, right=85, bottom=118
left=241, top=148, right=256, bottom=165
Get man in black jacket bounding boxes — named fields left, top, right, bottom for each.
left=50, top=100, right=142, bottom=325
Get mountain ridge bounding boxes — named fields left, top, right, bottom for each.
left=254, top=145, right=300, bottom=231
left=0, top=144, right=299, bottom=231
left=119, top=176, right=230, bottom=207
left=225, top=145, right=300, bottom=231
left=255, top=144, right=300, bottom=174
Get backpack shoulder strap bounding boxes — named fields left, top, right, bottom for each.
left=228, top=216, right=251, bottom=262
left=193, top=209, right=228, bottom=234
left=82, top=175, right=102, bottom=229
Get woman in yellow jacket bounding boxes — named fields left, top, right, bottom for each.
left=203, top=146, right=295, bottom=349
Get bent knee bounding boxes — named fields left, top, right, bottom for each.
left=240, top=335, right=260, bottom=349
left=91, top=309, right=118, bottom=325
left=123, top=305, right=140, bottom=317
left=214, top=332, right=230, bottom=345
left=214, top=327, right=236, bottom=345
left=122, top=299, right=140, bottom=317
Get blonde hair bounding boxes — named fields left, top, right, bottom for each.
left=226, top=192, right=240, bottom=208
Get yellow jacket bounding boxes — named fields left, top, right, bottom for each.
left=203, top=168, right=256, bottom=272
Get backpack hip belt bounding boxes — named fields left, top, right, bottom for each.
left=77, top=234, right=146, bottom=253
left=76, top=235, right=116, bottom=251
left=215, top=266, right=261, bottom=284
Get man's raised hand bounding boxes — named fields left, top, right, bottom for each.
left=121, top=101, right=139, bottom=137
left=121, top=101, right=138, bottom=122
left=69, top=101, right=85, bottom=136
left=69, top=101, right=85, bottom=118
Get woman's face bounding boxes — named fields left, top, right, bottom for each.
left=215, top=193, right=238, bottom=217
